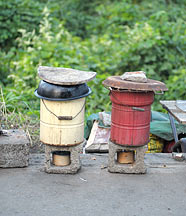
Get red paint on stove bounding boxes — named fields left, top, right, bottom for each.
left=110, top=90, right=154, bottom=146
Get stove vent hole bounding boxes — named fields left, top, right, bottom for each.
left=116, top=150, right=135, bottom=164
left=52, top=151, right=71, bottom=166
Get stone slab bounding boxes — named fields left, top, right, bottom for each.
left=108, top=140, right=147, bottom=174
left=45, top=141, right=84, bottom=174
left=29, top=153, right=186, bottom=171
left=38, top=66, right=97, bottom=85
left=0, top=129, right=30, bottom=168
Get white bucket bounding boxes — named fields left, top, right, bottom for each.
left=40, top=97, right=85, bottom=146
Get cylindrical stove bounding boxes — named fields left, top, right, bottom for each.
left=103, top=72, right=168, bottom=173
left=35, top=66, right=96, bottom=174
left=36, top=80, right=90, bottom=146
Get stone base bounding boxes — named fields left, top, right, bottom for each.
left=45, top=141, right=84, bottom=174
left=108, top=140, right=147, bottom=174
left=0, top=130, right=30, bottom=168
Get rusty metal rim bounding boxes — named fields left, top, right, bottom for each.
left=108, top=86, right=164, bottom=95
left=110, top=139, right=148, bottom=147
left=102, top=76, right=168, bottom=92
left=41, top=140, right=84, bottom=147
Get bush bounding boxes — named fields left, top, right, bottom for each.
left=1, top=0, right=186, bottom=117
left=0, top=0, right=48, bottom=49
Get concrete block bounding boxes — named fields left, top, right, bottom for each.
left=108, top=140, right=147, bottom=174
left=0, top=130, right=30, bottom=168
left=45, top=141, right=84, bottom=174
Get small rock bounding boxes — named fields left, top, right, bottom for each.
left=101, top=165, right=107, bottom=169
left=120, top=71, right=147, bottom=83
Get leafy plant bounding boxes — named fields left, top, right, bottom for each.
left=1, top=0, right=186, bottom=117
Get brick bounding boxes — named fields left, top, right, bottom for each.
left=44, top=140, right=85, bottom=174
left=108, top=140, right=147, bottom=174
left=0, top=130, right=30, bottom=168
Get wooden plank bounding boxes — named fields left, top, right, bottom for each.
left=85, top=121, right=110, bottom=153
left=160, top=100, right=186, bottom=124
left=38, top=66, right=96, bottom=85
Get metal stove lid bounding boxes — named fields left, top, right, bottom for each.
left=36, top=80, right=90, bottom=99
left=34, top=80, right=92, bottom=101
left=38, top=66, right=96, bottom=85
left=34, top=88, right=92, bottom=101
left=102, top=76, right=168, bottom=92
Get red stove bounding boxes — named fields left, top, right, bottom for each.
left=103, top=72, right=168, bottom=174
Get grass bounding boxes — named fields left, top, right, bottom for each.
left=0, top=88, right=43, bottom=153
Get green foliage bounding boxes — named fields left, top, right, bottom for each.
left=0, top=0, right=47, bottom=48
left=52, top=0, right=101, bottom=38
left=1, top=0, right=186, bottom=118
left=0, top=0, right=48, bottom=83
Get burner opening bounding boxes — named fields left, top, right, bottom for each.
left=52, top=151, right=71, bottom=166
left=116, top=150, right=135, bottom=164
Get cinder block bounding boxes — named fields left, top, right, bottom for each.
left=0, top=130, right=30, bottom=168
left=108, top=140, right=147, bottom=174
left=45, top=140, right=85, bottom=174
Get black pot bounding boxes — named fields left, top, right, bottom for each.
left=34, top=80, right=91, bottom=101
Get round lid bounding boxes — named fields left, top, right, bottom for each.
left=102, top=76, right=168, bottom=92
left=35, top=80, right=91, bottom=101
left=38, top=66, right=97, bottom=85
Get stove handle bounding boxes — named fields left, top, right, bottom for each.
left=42, top=99, right=85, bottom=120
left=132, top=107, right=145, bottom=112
left=109, top=89, right=145, bottom=111
left=153, top=90, right=164, bottom=95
